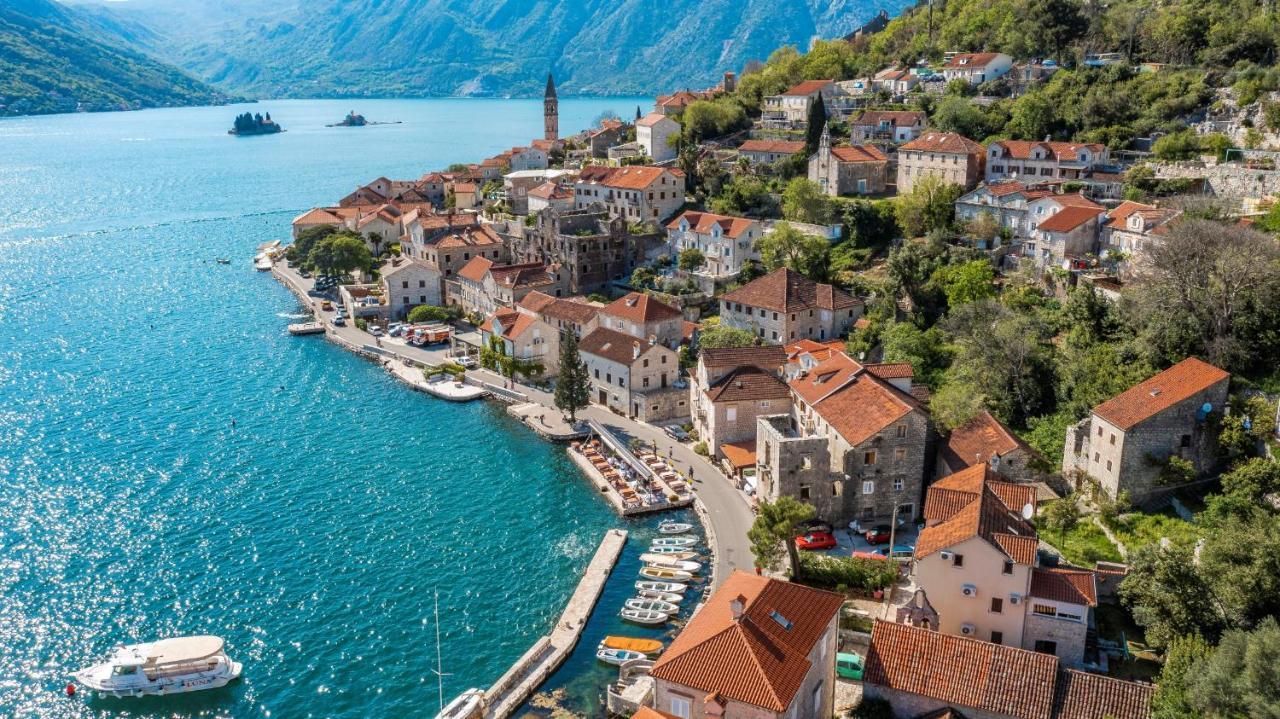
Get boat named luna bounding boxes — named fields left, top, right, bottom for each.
left=72, top=635, right=241, bottom=698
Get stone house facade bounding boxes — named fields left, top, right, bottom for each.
left=665, top=210, right=763, bottom=279
left=573, top=165, right=686, bottom=223
left=737, top=139, right=806, bottom=165
left=720, top=268, right=863, bottom=344
left=954, top=182, right=1055, bottom=241
left=650, top=572, right=843, bottom=719
left=1063, top=357, right=1230, bottom=501
left=516, top=291, right=601, bottom=339
left=1024, top=194, right=1105, bottom=269
left=381, top=258, right=443, bottom=319
left=1099, top=200, right=1180, bottom=278
left=808, top=126, right=888, bottom=196
left=851, top=110, right=927, bottom=143
left=480, top=309, right=559, bottom=376
left=596, top=292, right=684, bottom=348
left=897, top=132, right=986, bottom=194
left=450, top=257, right=562, bottom=317
left=517, top=206, right=663, bottom=294
left=941, top=53, right=1014, bottom=85
left=761, top=79, right=837, bottom=129
left=937, top=410, right=1043, bottom=483
left=985, top=140, right=1110, bottom=183
left=579, top=327, right=684, bottom=422
left=691, top=346, right=790, bottom=463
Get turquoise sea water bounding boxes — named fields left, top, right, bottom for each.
left=0, top=98, right=701, bottom=718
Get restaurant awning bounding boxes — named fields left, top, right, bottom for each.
left=720, top=440, right=757, bottom=470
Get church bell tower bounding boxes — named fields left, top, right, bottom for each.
left=544, top=73, right=559, bottom=142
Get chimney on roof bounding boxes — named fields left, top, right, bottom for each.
left=633, top=342, right=641, bottom=359
left=730, top=595, right=746, bottom=621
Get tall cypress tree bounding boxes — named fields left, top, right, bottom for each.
left=554, top=330, right=590, bottom=423
left=804, top=92, right=828, bottom=155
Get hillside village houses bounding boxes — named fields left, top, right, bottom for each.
left=761, top=79, right=837, bottom=129
left=1063, top=357, right=1230, bottom=501
left=942, top=52, right=1015, bottom=85
left=897, top=131, right=987, bottom=194
left=720, top=268, right=863, bottom=343
left=503, top=168, right=575, bottom=215
left=851, top=109, right=928, bottom=143
left=1024, top=193, right=1107, bottom=269
left=648, top=572, right=844, bottom=719
left=479, top=308, right=560, bottom=376
left=518, top=206, right=663, bottom=294
left=573, top=165, right=686, bottom=222
left=515, top=290, right=601, bottom=339
left=937, top=410, right=1044, bottom=484
left=665, top=210, right=763, bottom=279
left=382, top=257, right=442, bottom=319
left=636, top=112, right=680, bottom=163
left=689, top=345, right=790, bottom=465
left=755, top=349, right=933, bottom=525
left=525, top=181, right=575, bottom=214
left=809, top=124, right=889, bottom=196
left=450, top=257, right=563, bottom=317
left=872, top=66, right=919, bottom=95
left=736, top=139, right=807, bottom=165
left=986, top=140, right=1112, bottom=183
left=955, top=181, right=1056, bottom=241
left=1100, top=200, right=1181, bottom=276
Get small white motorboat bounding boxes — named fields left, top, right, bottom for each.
left=659, top=521, right=693, bottom=534
left=625, top=598, right=679, bottom=614
left=436, top=688, right=487, bottom=719
left=643, top=558, right=701, bottom=573
left=640, top=551, right=697, bottom=563
left=651, top=536, right=697, bottom=547
left=636, top=580, right=686, bottom=594
left=254, top=255, right=273, bottom=271
left=639, top=566, right=693, bottom=582
left=72, top=635, right=241, bottom=698
left=620, top=608, right=669, bottom=625
left=647, top=545, right=698, bottom=555
left=637, top=589, right=684, bottom=603
left=596, top=646, right=648, bottom=666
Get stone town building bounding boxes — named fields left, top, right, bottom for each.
left=573, top=165, right=686, bottom=223
left=986, top=140, right=1111, bottom=183
left=585, top=118, right=627, bottom=158
left=1099, top=201, right=1180, bottom=277
left=1025, top=194, right=1105, bottom=269
left=756, top=351, right=932, bottom=525
left=597, top=292, right=684, bottom=348
left=691, top=346, right=790, bottom=464
left=955, top=182, right=1056, bottom=241
left=543, top=73, right=558, bottom=141
left=525, top=181, right=575, bottom=214
left=897, top=132, right=986, bottom=194
left=578, top=327, right=685, bottom=422
left=851, top=110, right=928, bottom=143
left=737, top=139, right=807, bottom=166
left=761, top=79, right=837, bottom=129
left=381, top=258, right=443, bottom=319
left=937, top=410, right=1043, bottom=484
left=912, top=466, right=1098, bottom=666
left=720, top=268, right=863, bottom=344
left=503, top=168, right=575, bottom=215
left=291, top=207, right=349, bottom=239
left=808, top=125, right=888, bottom=196
left=1063, top=357, right=1230, bottom=501
left=872, top=67, right=919, bottom=95
left=450, top=258, right=563, bottom=317
left=665, top=210, right=763, bottom=279
left=864, top=620, right=1153, bottom=719
left=516, top=291, right=601, bottom=339
left=941, top=52, right=1014, bottom=85
left=518, top=205, right=663, bottom=294
left=636, top=113, right=680, bottom=163
left=650, top=571, right=844, bottom=719
left=479, top=308, right=559, bottom=376
left=783, top=338, right=850, bottom=380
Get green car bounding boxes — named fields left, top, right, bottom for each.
left=836, top=652, right=864, bottom=680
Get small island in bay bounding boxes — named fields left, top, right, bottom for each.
left=326, top=110, right=400, bottom=128
left=229, top=111, right=282, bottom=136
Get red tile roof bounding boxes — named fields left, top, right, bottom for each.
left=945, top=52, right=1006, bottom=69
left=457, top=255, right=493, bottom=283
left=668, top=210, right=758, bottom=239
left=992, top=140, right=1105, bottom=161
left=706, top=366, right=792, bottom=403
left=579, top=327, right=653, bottom=365
left=701, top=345, right=787, bottom=370
left=865, top=620, right=1059, bottom=719
left=578, top=165, right=682, bottom=190
left=943, top=410, right=1038, bottom=469
left=517, top=290, right=557, bottom=313
left=782, top=79, right=835, bottom=96
left=738, top=139, right=807, bottom=155
left=789, top=353, right=923, bottom=447
left=1052, top=669, right=1154, bottom=719
left=632, top=708, right=681, bottom=719
left=853, top=110, right=926, bottom=127
left=601, top=292, right=682, bottom=324
left=830, top=144, right=888, bottom=163
left=901, top=132, right=985, bottom=155
left=917, top=465, right=1038, bottom=564
left=1093, top=357, right=1230, bottom=431
left=489, top=262, right=557, bottom=290
left=651, top=571, right=844, bottom=712
left=1036, top=205, right=1103, bottom=233
left=1031, top=567, right=1098, bottom=607
left=722, top=268, right=860, bottom=314
left=637, top=112, right=674, bottom=128
left=865, top=362, right=914, bottom=379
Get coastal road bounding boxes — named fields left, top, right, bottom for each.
left=272, top=264, right=757, bottom=587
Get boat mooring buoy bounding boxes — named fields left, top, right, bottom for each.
left=65, top=683, right=76, bottom=697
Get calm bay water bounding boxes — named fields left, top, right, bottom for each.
left=0, top=98, right=696, bottom=718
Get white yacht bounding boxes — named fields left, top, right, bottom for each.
left=73, top=635, right=242, bottom=697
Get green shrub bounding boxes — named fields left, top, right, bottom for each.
left=798, top=552, right=899, bottom=593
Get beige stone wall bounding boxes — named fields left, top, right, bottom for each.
left=706, top=397, right=791, bottom=459
left=897, top=150, right=982, bottom=194
left=719, top=301, right=861, bottom=345
left=1022, top=606, right=1088, bottom=668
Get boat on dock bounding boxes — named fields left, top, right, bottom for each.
left=625, top=598, right=679, bottom=614
left=636, top=590, right=684, bottom=603
left=651, top=536, right=697, bottom=547
left=636, top=581, right=686, bottom=594
left=639, top=551, right=697, bottom=563
left=639, top=566, right=693, bottom=582
left=435, top=688, right=486, bottom=719
left=620, top=608, right=669, bottom=625
left=600, top=636, right=664, bottom=654
left=288, top=322, right=324, bottom=335
left=658, top=521, right=692, bottom=534
left=71, top=635, right=241, bottom=698
left=645, top=545, right=698, bottom=556
left=596, top=647, right=648, bottom=666
left=254, top=255, right=273, bottom=271
left=642, top=558, right=700, bottom=573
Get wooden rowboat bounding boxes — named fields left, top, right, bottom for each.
left=640, top=566, right=693, bottom=582
left=601, top=636, right=664, bottom=654
left=636, top=580, right=686, bottom=594
left=620, top=608, right=669, bottom=625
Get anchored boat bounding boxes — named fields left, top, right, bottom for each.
left=596, top=647, right=648, bottom=666
left=600, top=636, right=664, bottom=654
left=435, top=688, right=486, bottom=719
left=620, top=608, right=669, bottom=625
left=639, top=566, right=693, bottom=582
left=658, top=521, right=692, bottom=534
left=72, top=635, right=241, bottom=698
left=636, top=580, right=686, bottom=594
left=646, top=545, right=698, bottom=556
left=651, top=536, right=697, bottom=547
left=639, top=551, right=696, bottom=564
left=642, top=558, right=700, bottom=573
left=637, top=589, right=684, bottom=603
left=625, top=598, right=679, bottom=614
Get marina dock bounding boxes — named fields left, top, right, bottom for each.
left=287, top=321, right=324, bottom=335
left=483, top=528, right=627, bottom=719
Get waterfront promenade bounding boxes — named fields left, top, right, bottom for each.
left=271, top=262, right=756, bottom=587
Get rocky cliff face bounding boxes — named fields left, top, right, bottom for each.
left=71, top=0, right=911, bottom=98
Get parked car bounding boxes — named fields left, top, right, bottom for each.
left=370, top=326, right=385, bottom=337
left=457, top=356, right=478, bottom=369
left=332, top=316, right=346, bottom=327
left=320, top=300, right=333, bottom=311
left=797, top=519, right=833, bottom=535
left=864, top=524, right=893, bottom=545
left=300, top=270, right=312, bottom=279
left=875, top=544, right=915, bottom=562
left=795, top=531, right=838, bottom=551
left=836, top=652, right=864, bottom=681
left=662, top=425, right=689, bottom=441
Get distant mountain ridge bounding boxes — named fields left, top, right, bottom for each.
left=0, top=0, right=229, bottom=116
left=67, top=0, right=913, bottom=98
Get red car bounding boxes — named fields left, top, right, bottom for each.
left=796, top=531, right=838, bottom=551
left=863, top=524, right=893, bottom=545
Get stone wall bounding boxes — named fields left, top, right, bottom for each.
left=1022, top=611, right=1087, bottom=668
left=837, top=409, right=932, bottom=524
left=863, top=686, right=1012, bottom=719
left=634, top=386, right=690, bottom=424
left=1152, top=161, right=1280, bottom=200
left=756, top=414, right=842, bottom=520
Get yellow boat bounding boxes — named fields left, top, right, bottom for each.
left=601, top=636, right=664, bottom=654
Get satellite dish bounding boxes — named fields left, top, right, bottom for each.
left=1021, top=503, right=1035, bottom=520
